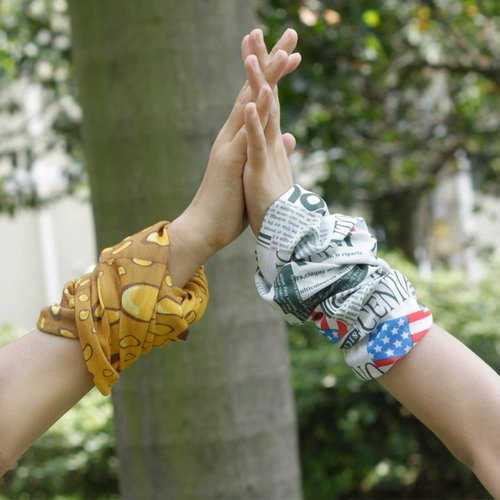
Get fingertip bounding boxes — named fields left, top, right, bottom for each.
left=244, top=54, right=258, bottom=70
left=284, top=53, right=302, bottom=76
left=241, top=35, right=250, bottom=60
left=287, top=28, right=298, bottom=42
left=244, top=101, right=257, bottom=118
left=258, top=84, right=271, bottom=99
left=249, top=28, right=262, bottom=42
left=281, top=28, right=298, bottom=46
left=282, top=132, right=297, bottom=156
left=278, top=28, right=297, bottom=49
left=256, top=28, right=265, bottom=45
left=272, top=49, right=288, bottom=63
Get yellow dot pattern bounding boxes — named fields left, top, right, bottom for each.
left=36, top=221, right=208, bottom=396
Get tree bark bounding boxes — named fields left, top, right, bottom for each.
left=68, top=1, right=301, bottom=498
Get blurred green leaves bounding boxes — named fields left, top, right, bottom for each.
left=362, top=10, right=380, bottom=29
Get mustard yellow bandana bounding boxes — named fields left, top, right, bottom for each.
left=37, top=221, right=208, bottom=395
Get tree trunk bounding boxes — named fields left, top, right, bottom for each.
left=68, top=1, right=302, bottom=498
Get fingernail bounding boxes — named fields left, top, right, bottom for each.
left=272, top=49, right=286, bottom=62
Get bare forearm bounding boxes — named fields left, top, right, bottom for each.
left=378, top=324, right=500, bottom=497
left=167, top=212, right=217, bottom=287
left=0, top=329, right=93, bottom=475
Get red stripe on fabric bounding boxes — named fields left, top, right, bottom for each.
left=320, top=316, right=329, bottom=330
left=408, top=309, right=432, bottom=323
left=338, top=321, right=348, bottom=338
left=411, top=327, right=431, bottom=343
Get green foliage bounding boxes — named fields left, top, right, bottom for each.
left=290, top=252, right=500, bottom=498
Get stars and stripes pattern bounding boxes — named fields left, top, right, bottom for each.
left=312, top=310, right=349, bottom=345
left=367, top=307, right=433, bottom=368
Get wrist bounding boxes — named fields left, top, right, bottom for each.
left=167, top=210, right=217, bottom=287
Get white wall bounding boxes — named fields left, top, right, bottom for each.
left=0, top=198, right=96, bottom=329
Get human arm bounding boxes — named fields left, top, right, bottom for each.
left=0, top=329, right=93, bottom=476
left=0, top=30, right=299, bottom=476
left=243, top=62, right=500, bottom=497
left=378, top=324, right=500, bottom=498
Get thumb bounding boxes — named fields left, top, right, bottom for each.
left=282, top=133, right=296, bottom=157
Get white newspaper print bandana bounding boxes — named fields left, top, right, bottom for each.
left=255, top=185, right=433, bottom=381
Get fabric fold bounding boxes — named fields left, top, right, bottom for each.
left=37, top=221, right=208, bottom=395
left=255, top=185, right=432, bottom=380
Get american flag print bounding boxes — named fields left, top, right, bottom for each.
left=367, top=307, right=433, bottom=368
left=311, top=310, right=349, bottom=345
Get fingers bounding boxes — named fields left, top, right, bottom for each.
left=255, top=84, right=273, bottom=130
left=244, top=28, right=301, bottom=81
left=269, top=28, right=298, bottom=60
left=242, top=28, right=298, bottom=66
left=282, top=133, right=297, bottom=157
left=241, top=34, right=250, bottom=61
left=244, top=55, right=264, bottom=101
left=284, top=52, right=302, bottom=77
left=231, top=84, right=272, bottom=152
left=244, top=53, right=286, bottom=147
left=222, top=29, right=299, bottom=143
left=244, top=51, right=288, bottom=101
left=248, top=29, right=269, bottom=72
left=222, top=50, right=287, bottom=143
left=244, top=102, right=268, bottom=172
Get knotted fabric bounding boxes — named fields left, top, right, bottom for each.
left=255, top=185, right=432, bottom=381
left=37, top=221, right=208, bottom=395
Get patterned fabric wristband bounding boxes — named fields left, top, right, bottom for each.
left=255, top=185, right=432, bottom=380
left=37, top=221, right=209, bottom=395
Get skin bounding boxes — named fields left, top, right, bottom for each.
left=379, top=325, right=500, bottom=498
left=3, top=28, right=499, bottom=498
left=0, top=29, right=300, bottom=477
left=243, top=50, right=500, bottom=498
